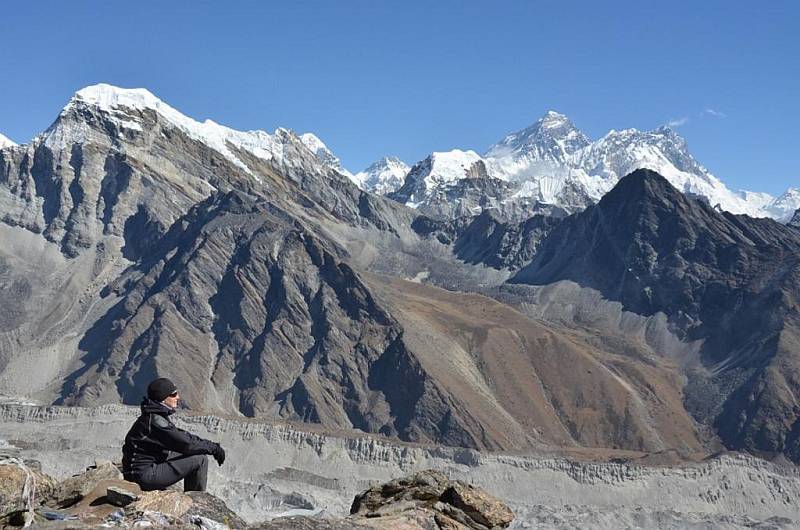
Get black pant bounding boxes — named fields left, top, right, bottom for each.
left=133, top=454, right=208, bottom=492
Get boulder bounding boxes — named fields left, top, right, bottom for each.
left=126, top=490, right=193, bottom=519
left=63, top=478, right=142, bottom=525
left=45, top=461, right=122, bottom=508
left=106, top=486, right=139, bottom=507
left=348, top=470, right=513, bottom=530
left=185, top=491, right=247, bottom=529
left=350, top=469, right=451, bottom=515
left=440, top=482, right=514, bottom=528
left=255, top=469, right=513, bottom=530
left=0, top=459, right=57, bottom=520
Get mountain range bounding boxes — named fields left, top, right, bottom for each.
left=1, top=84, right=800, bottom=465
left=325, top=111, right=798, bottom=223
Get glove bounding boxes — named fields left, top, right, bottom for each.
left=212, top=444, right=226, bottom=466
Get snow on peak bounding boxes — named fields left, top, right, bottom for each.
left=297, top=131, right=358, bottom=183
left=406, top=114, right=793, bottom=221
left=54, top=83, right=295, bottom=178
left=69, top=83, right=163, bottom=112
left=765, top=187, right=800, bottom=222
left=485, top=111, right=590, bottom=170
left=540, top=110, right=570, bottom=127
left=354, top=156, right=409, bottom=195
left=426, top=150, right=484, bottom=183
left=0, top=133, right=17, bottom=148
left=298, top=132, right=328, bottom=155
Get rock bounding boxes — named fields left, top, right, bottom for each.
left=46, top=462, right=122, bottom=508
left=63, top=478, right=141, bottom=525
left=441, top=483, right=514, bottom=528
left=126, top=489, right=193, bottom=519
left=0, top=459, right=56, bottom=518
left=252, top=470, right=513, bottom=529
left=185, top=491, right=247, bottom=529
left=348, top=470, right=512, bottom=530
left=350, top=470, right=449, bottom=515
left=105, top=486, right=138, bottom=507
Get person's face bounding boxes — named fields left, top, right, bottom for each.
left=163, top=390, right=179, bottom=409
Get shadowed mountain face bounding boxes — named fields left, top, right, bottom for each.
left=412, top=210, right=562, bottom=270
left=512, top=169, right=800, bottom=459
left=0, top=89, right=797, bottom=461
left=57, top=191, right=491, bottom=448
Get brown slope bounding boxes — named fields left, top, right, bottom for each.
left=364, top=274, right=704, bottom=453
left=55, top=191, right=489, bottom=449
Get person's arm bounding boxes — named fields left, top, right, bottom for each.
left=149, top=414, right=218, bottom=456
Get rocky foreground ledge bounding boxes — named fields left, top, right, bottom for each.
left=0, top=460, right=512, bottom=529
left=3, top=404, right=800, bottom=528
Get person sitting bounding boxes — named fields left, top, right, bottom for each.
left=121, top=377, right=225, bottom=491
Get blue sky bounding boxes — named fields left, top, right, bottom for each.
left=0, top=1, right=797, bottom=195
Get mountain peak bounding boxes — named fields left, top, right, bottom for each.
left=68, top=83, right=164, bottom=113
left=601, top=168, right=682, bottom=203
left=485, top=111, right=589, bottom=163
left=298, top=132, right=354, bottom=179
left=354, top=156, right=410, bottom=194
left=298, top=132, right=328, bottom=153
left=539, top=110, right=570, bottom=126
left=56, top=83, right=292, bottom=178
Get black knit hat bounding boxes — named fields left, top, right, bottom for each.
left=147, top=377, right=177, bottom=402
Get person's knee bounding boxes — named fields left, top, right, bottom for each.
left=193, top=454, right=208, bottom=471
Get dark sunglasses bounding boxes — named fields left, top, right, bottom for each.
left=169, top=391, right=179, bottom=397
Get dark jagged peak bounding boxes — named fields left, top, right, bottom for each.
left=512, top=169, right=800, bottom=316
left=511, top=168, right=800, bottom=461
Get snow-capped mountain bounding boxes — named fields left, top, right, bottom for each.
left=388, top=150, right=531, bottom=219
left=0, top=132, right=16, bottom=148
left=485, top=111, right=590, bottom=173
left=52, top=84, right=300, bottom=177
left=353, top=156, right=409, bottom=195
left=46, top=84, right=358, bottom=190
left=566, top=126, right=765, bottom=216
left=298, top=132, right=355, bottom=179
left=392, top=111, right=797, bottom=222
left=391, top=150, right=486, bottom=207
left=765, top=188, right=800, bottom=221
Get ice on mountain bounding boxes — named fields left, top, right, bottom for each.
left=0, top=133, right=17, bottom=148
left=354, top=156, right=410, bottom=195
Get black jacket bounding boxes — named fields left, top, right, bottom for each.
left=122, top=398, right=218, bottom=476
